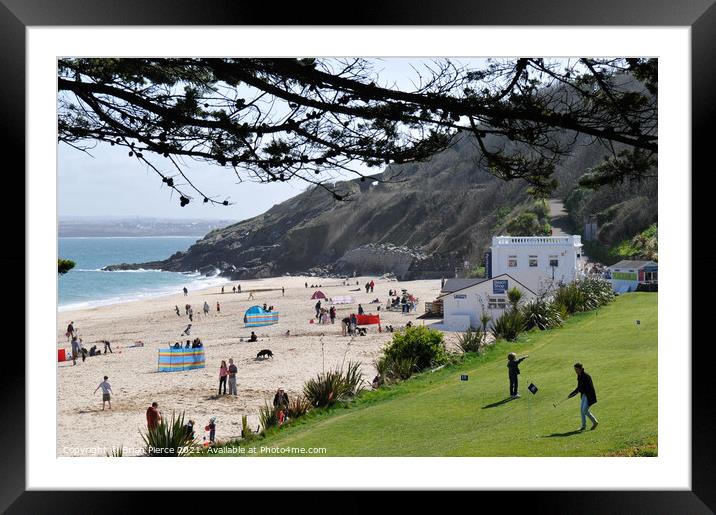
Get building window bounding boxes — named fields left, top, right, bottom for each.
left=529, top=256, right=538, bottom=267
left=549, top=257, right=559, bottom=268
left=508, top=256, right=517, bottom=267
left=488, top=296, right=507, bottom=309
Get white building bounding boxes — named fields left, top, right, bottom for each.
left=435, top=273, right=537, bottom=332
left=488, top=235, right=585, bottom=294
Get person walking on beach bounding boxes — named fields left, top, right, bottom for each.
left=146, top=402, right=161, bottom=431
left=94, top=375, right=113, bottom=410
left=305, top=282, right=308, bottom=288
left=221, top=286, right=224, bottom=294
left=237, top=284, right=241, bottom=293
left=315, top=299, right=322, bottom=319
left=66, top=321, right=76, bottom=341
left=181, top=323, right=192, bottom=336
left=282, top=286, right=285, bottom=297
left=566, top=362, right=599, bottom=431
left=218, top=360, right=228, bottom=395
left=227, top=358, right=238, bottom=396
left=507, top=352, right=528, bottom=398
left=370, top=280, right=375, bottom=293
left=175, top=305, right=181, bottom=316
left=248, top=290, right=254, bottom=300
left=188, top=306, right=194, bottom=322
left=358, top=304, right=364, bottom=315
left=329, top=306, right=336, bottom=324
left=203, top=301, right=210, bottom=316
left=216, top=301, right=221, bottom=313
left=71, top=336, right=81, bottom=365
left=183, top=287, right=188, bottom=296
left=232, top=285, right=236, bottom=294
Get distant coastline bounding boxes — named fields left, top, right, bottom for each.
left=59, top=217, right=234, bottom=238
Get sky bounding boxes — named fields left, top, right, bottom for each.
left=57, top=58, right=491, bottom=222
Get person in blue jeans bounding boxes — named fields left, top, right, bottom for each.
left=567, top=362, right=599, bottom=430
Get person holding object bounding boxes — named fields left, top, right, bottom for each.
left=507, top=352, right=528, bottom=398
left=567, top=362, right=599, bottom=431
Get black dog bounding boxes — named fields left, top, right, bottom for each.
left=256, top=349, right=273, bottom=359
left=356, top=327, right=367, bottom=336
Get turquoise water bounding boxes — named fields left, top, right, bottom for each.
left=58, top=236, right=228, bottom=310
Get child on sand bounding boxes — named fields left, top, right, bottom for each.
left=206, top=417, right=217, bottom=443
left=507, top=352, right=528, bottom=398
left=93, top=375, right=112, bottom=410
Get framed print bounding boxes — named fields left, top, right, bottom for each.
left=2, top=0, right=712, bottom=512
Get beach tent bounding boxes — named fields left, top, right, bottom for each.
left=331, top=295, right=354, bottom=304
left=157, top=347, right=206, bottom=372
left=355, top=314, right=381, bottom=326
left=311, top=290, right=327, bottom=300
left=244, top=305, right=279, bottom=327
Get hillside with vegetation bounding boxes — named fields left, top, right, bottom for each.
left=106, top=126, right=655, bottom=278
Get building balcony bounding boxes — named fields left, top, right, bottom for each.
left=492, top=235, right=582, bottom=246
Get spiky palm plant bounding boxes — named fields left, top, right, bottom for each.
left=141, top=411, right=195, bottom=457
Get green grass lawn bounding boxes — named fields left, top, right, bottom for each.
left=210, top=293, right=657, bottom=457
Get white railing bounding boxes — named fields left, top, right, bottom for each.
left=493, top=235, right=581, bottom=246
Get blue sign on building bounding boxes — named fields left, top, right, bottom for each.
left=493, top=279, right=508, bottom=294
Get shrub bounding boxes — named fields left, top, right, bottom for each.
left=554, top=278, right=615, bottom=314
left=521, top=299, right=563, bottom=331
left=553, top=282, right=586, bottom=314
left=577, top=277, right=615, bottom=309
left=375, top=355, right=418, bottom=382
left=287, top=395, right=312, bottom=419
left=456, top=327, right=485, bottom=354
left=382, top=326, right=447, bottom=372
left=259, top=401, right=281, bottom=431
left=507, top=287, right=524, bottom=310
left=141, top=411, right=195, bottom=457
left=241, top=414, right=254, bottom=439
left=492, top=309, right=526, bottom=341
left=303, top=361, right=364, bottom=408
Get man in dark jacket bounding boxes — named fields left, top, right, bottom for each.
left=507, top=352, right=528, bottom=398
left=567, top=362, right=599, bottom=430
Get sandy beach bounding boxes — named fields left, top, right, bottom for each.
left=57, top=275, right=449, bottom=456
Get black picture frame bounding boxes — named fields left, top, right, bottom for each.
left=2, top=1, right=709, bottom=512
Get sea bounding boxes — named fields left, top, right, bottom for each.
left=58, top=236, right=229, bottom=311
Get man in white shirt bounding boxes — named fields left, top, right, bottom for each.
left=94, top=375, right=113, bottom=410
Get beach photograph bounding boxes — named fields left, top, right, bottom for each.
left=56, top=57, right=658, bottom=458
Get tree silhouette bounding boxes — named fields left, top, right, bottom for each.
left=58, top=258, right=75, bottom=275
left=58, top=58, right=656, bottom=206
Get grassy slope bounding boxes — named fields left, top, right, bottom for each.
left=214, top=293, right=657, bottom=457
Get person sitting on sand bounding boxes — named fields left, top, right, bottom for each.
left=285, top=330, right=290, bottom=337
left=248, top=332, right=258, bottom=342
left=89, top=345, right=99, bottom=357
left=173, top=342, right=182, bottom=349
left=263, top=303, right=268, bottom=311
